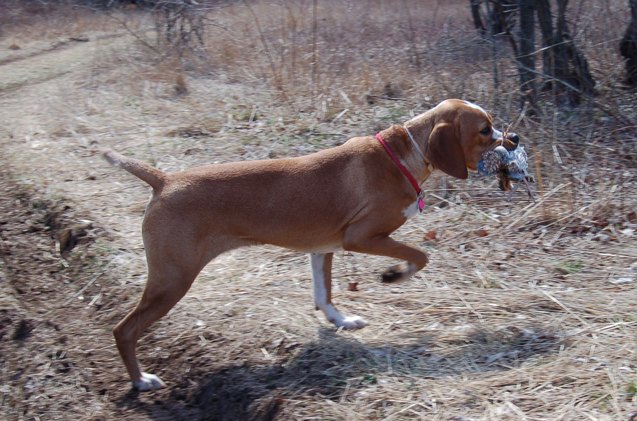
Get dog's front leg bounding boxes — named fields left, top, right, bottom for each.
left=343, top=227, right=429, bottom=282
left=311, top=252, right=367, bottom=329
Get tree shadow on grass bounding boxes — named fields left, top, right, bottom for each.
left=120, top=324, right=565, bottom=420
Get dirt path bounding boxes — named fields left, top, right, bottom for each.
left=0, top=33, right=127, bottom=93
left=0, top=165, right=120, bottom=419
left=0, top=28, right=332, bottom=420
left=0, top=32, right=186, bottom=420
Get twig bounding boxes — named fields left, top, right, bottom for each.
left=64, top=261, right=114, bottom=305
left=515, top=63, right=636, bottom=127
left=539, top=202, right=594, bottom=230
left=242, top=0, right=284, bottom=97
left=107, top=13, right=160, bottom=54
left=537, top=289, right=593, bottom=331
left=504, top=182, right=570, bottom=230
left=429, top=192, right=500, bottom=223
left=311, top=0, right=318, bottom=102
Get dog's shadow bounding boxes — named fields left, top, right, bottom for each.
left=122, top=325, right=564, bottom=420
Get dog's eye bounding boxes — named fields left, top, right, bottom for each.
left=480, top=127, right=491, bottom=136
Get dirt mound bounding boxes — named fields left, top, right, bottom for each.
left=0, top=166, right=112, bottom=419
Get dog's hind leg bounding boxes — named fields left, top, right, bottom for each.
left=113, top=234, right=237, bottom=391
left=112, top=262, right=198, bottom=391
left=311, top=252, right=367, bottom=329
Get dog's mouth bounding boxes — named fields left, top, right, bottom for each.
left=492, top=136, right=519, bottom=153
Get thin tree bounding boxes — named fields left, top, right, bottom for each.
left=518, top=0, right=537, bottom=106
left=470, top=0, right=595, bottom=107
left=620, top=0, right=637, bottom=86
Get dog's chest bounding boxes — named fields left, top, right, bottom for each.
left=402, top=199, right=421, bottom=220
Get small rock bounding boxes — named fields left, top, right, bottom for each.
left=609, top=277, right=634, bottom=285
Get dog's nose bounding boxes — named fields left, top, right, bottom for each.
left=508, top=133, right=520, bottom=145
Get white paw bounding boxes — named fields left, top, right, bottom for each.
left=320, top=304, right=368, bottom=330
left=133, top=372, right=166, bottom=391
left=335, top=315, right=368, bottom=330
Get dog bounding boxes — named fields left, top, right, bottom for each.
left=102, top=99, right=519, bottom=390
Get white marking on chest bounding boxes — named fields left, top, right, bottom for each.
left=402, top=200, right=420, bottom=220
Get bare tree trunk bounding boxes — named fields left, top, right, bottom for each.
left=620, top=0, right=637, bottom=86
left=518, top=0, right=594, bottom=106
left=471, top=0, right=519, bottom=36
left=492, top=1, right=517, bottom=35
left=470, top=0, right=595, bottom=107
left=470, top=0, right=486, bottom=35
left=535, top=0, right=555, bottom=84
left=553, top=0, right=571, bottom=91
left=553, top=0, right=595, bottom=104
left=517, top=0, right=537, bottom=106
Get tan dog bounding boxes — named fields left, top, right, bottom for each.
left=103, top=99, right=519, bottom=390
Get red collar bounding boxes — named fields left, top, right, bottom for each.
left=375, top=132, right=425, bottom=211
left=375, top=133, right=421, bottom=194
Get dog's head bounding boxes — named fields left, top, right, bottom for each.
left=424, top=99, right=519, bottom=180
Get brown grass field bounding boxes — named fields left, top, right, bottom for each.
left=0, top=0, right=636, bottom=419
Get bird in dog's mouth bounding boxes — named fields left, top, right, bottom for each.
left=478, top=144, right=535, bottom=200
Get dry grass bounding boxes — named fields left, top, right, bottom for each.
left=0, top=1, right=636, bottom=420
left=197, top=0, right=502, bottom=110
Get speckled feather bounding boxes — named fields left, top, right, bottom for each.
left=478, top=146, right=529, bottom=181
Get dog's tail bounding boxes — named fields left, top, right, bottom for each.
left=101, top=149, right=166, bottom=191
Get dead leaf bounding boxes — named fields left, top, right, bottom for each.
left=347, top=282, right=359, bottom=292
left=424, top=230, right=437, bottom=241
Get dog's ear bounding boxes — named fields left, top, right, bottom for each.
left=426, top=123, right=468, bottom=179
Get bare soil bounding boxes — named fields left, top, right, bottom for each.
left=1, top=7, right=636, bottom=421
